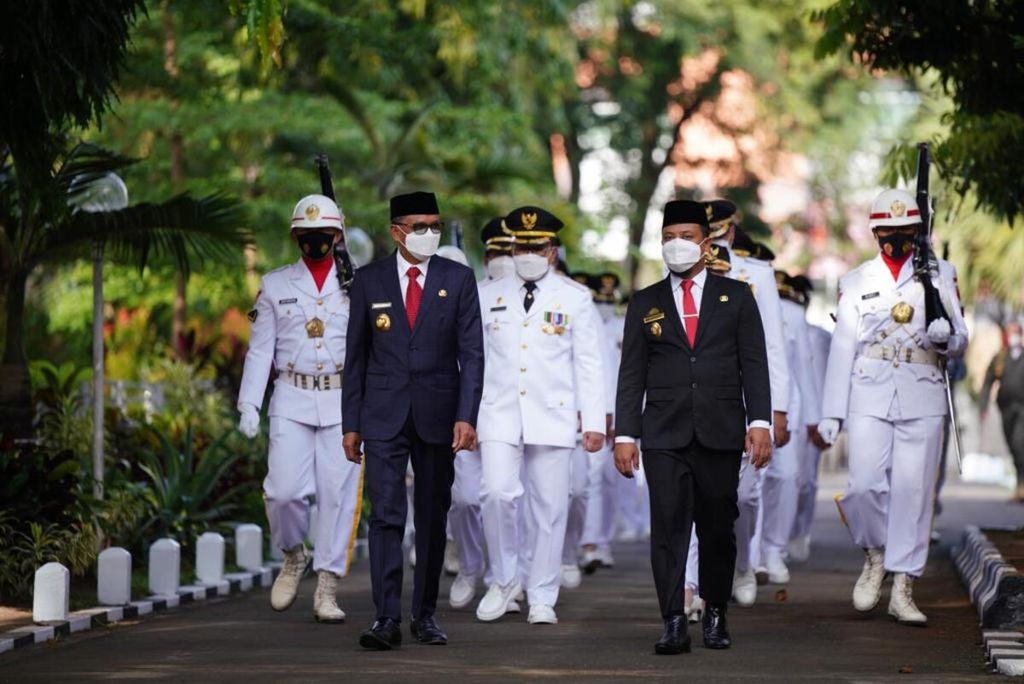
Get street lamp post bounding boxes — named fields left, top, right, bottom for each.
left=70, top=173, right=128, bottom=500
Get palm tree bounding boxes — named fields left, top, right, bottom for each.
left=0, top=142, right=251, bottom=438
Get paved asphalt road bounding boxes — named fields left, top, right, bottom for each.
left=3, top=475, right=1020, bottom=682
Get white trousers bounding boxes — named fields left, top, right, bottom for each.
left=614, top=467, right=649, bottom=538
left=792, top=437, right=821, bottom=541
left=735, top=458, right=762, bottom=572
left=761, top=429, right=803, bottom=555
left=481, top=441, right=573, bottom=606
left=581, top=445, right=616, bottom=548
left=841, top=412, right=944, bottom=576
left=685, top=524, right=700, bottom=591
left=264, top=416, right=363, bottom=576
left=563, top=444, right=589, bottom=564
left=450, top=449, right=488, bottom=578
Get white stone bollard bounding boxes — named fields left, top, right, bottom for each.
left=97, top=547, right=132, bottom=606
left=148, top=538, right=181, bottom=597
left=235, top=524, right=263, bottom=572
left=195, top=532, right=225, bottom=584
left=33, top=562, right=70, bottom=624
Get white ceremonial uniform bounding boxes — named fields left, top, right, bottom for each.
left=824, top=254, right=967, bottom=576
left=238, top=259, right=364, bottom=576
left=761, top=297, right=821, bottom=556
left=692, top=246, right=788, bottom=576
left=478, top=270, right=606, bottom=606
left=792, top=324, right=831, bottom=542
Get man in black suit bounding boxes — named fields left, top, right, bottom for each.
left=342, top=191, right=484, bottom=650
left=614, top=199, right=772, bottom=655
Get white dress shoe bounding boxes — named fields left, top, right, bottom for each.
left=527, top=604, right=558, bottom=625
left=560, top=564, right=582, bottom=589
left=596, top=547, right=615, bottom=568
left=270, top=545, right=310, bottom=611
left=312, top=571, right=346, bottom=623
left=888, top=573, right=927, bottom=626
left=444, top=540, right=460, bottom=576
left=579, top=548, right=601, bottom=575
left=852, top=548, right=886, bottom=612
left=764, top=549, right=790, bottom=585
left=449, top=572, right=478, bottom=609
left=476, top=582, right=522, bottom=622
left=787, top=534, right=811, bottom=563
left=686, top=595, right=705, bottom=624
left=732, top=567, right=757, bottom=607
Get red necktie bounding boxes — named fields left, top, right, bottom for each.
left=682, top=279, right=698, bottom=346
left=405, top=266, right=422, bottom=329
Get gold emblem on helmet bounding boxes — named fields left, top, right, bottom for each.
left=891, top=301, right=914, bottom=324
left=305, top=203, right=321, bottom=221
left=890, top=200, right=906, bottom=218
left=521, top=212, right=538, bottom=229
left=706, top=204, right=714, bottom=220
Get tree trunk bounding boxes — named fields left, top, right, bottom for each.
left=0, top=271, right=33, bottom=439
left=163, top=1, right=188, bottom=359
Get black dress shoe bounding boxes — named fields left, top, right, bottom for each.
left=410, top=616, right=448, bottom=645
left=702, top=604, right=731, bottom=649
left=654, top=615, right=691, bottom=655
left=359, top=617, right=402, bottom=650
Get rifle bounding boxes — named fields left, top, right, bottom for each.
left=315, top=153, right=355, bottom=292
left=914, top=142, right=962, bottom=473
left=450, top=219, right=464, bottom=250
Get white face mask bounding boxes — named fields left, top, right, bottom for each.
left=486, top=255, right=515, bottom=280
left=1010, top=333, right=1023, bottom=348
left=403, top=230, right=441, bottom=260
left=662, top=237, right=705, bottom=274
left=513, top=253, right=550, bottom=282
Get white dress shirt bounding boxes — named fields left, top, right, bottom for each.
left=616, top=266, right=768, bottom=444
left=397, top=250, right=430, bottom=299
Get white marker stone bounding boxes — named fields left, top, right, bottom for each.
left=32, top=562, right=70, bottom=624
left=97, top=547, right=132, bottom=606
left=195, top=532, right=225, bottom=584
left=148, top=538, right=181, bottom=597
left=235, top=524, right=263, bottom=572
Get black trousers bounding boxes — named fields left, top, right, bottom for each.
left=644, top=440, right=741, bottom=618
left=1001, top=403, right=1024, bottom=487
left=364, top=414, right=455, bottom=622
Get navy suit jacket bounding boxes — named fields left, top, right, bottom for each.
left=342, top=252, right=484, bottom=444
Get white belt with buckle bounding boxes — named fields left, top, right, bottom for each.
left=283, top=371, right=342, bottom=390
left=861, top=344, right=938, bottom=367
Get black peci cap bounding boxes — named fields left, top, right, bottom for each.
left=662, top=200, right=710, bottom=229
left=390, top=191, right=440, bottom=219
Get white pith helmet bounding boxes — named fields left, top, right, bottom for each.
left=868, top=189, right=921, bottom=230
left=291, top=194, right=344, bottom=232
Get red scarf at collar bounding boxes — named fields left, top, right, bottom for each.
left=302, top=256, right=333, bottom=292
left=880, top=251, right=912, bottom=281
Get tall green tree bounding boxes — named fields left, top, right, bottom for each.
left=815, top=0, right=1024, bottom=223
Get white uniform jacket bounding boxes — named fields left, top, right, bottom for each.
left=809, top=324, right=831, bottom=400
left=821, top=254, right=967, bottom=422
left=721, top=247, right=790, bottom=414
left=238, top=259, right=349, bottom=427
left=477, top=271, right=606, bottom=448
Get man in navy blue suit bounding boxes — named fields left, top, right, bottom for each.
left=343, top=191, right=484, bottom=650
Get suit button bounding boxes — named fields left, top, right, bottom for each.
left=690, top=356, right=696, bottom=362
left=316, top=342, right=322, bottom=349
left=520, top=390, right=526, bottom=396
left=520, top=367, right=526, bottom=372
left=522, top=322, right=529, bottom=327
left=521, top=344, right=528, bottom=350
left=317, top=363, right=324, bottom=371
left=317, top=299, right=323, bottom=306
left=691, top=382, right=697, bottom=389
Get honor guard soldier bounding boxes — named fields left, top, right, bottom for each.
left=476, top=206, right=606, bottom=625
left=689, top=199, right=790, bottom=608
left=237, top=194, right=364, bottom=623
left=819, top=188, right=968, bottom=626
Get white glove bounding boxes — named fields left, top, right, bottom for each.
left=818, top=418, right=841, bottom=446
left=927, top=318, right=951, bottom=345
left=238, top=403, right=260, bottom=439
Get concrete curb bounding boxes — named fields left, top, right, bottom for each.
left=952, top=525, right=1024, bottom=629
left=0, top=564, right=280, bottom=656
left=984, top=630, right=1024, bottom=677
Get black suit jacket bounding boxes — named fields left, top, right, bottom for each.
left=615, top=271, right=771, bottom=451
left=342, top=252, right=484, bottom=444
